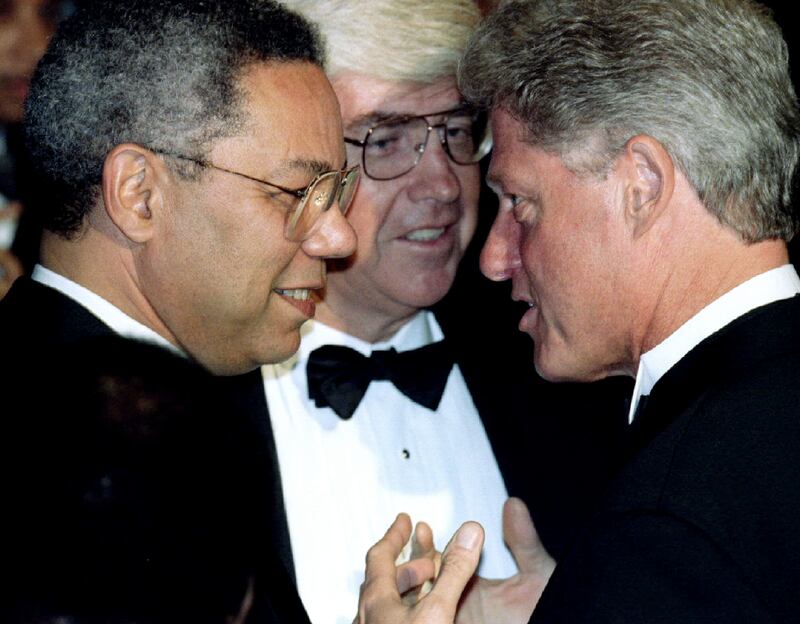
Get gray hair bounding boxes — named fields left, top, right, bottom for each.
left=280, top=0, right=480, bottom=84
left=24, top=0, right=322, bottom=237
left=459, top=0, right=800, bottom=242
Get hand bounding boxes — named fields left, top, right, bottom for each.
left=455, top=498, right=556, bottom=624
left=399, top=521, right=441, bottom=604
left=356, top=513, right=484, bottom=624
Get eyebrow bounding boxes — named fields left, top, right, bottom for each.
left=269, top=158, right=340, bottom=181
left=485, top=172, right=503, bottom=194
left=345, top=111, right=402, bottom=135
left=346, top=101, right=473, bottom=132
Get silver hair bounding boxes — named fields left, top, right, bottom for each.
left=25, top=0, right=322, bottom=237
left=459, top=0, right=800, bottom=242
left=280, top=0, right=480, bottom=83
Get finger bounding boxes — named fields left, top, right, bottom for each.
left=503, top=497, right=555, bottom=576
left=411, top=521, right=435, bottom=559
left=396, top=557, right=435, bottom=595
left=361, top=513, right=411, bottom=598
left=359, top=513, right=413, bottom=620
left=412, top=521, right=442, bottom=600
left=365, top=513, right=413, bottom=584
left=425, top=521, right=483, bottom=619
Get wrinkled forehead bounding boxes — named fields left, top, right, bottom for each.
left=333, top=73, right=463, bottom=133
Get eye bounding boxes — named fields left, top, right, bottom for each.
left=500, top=193, right=522, bottom=212
left=503, top=194, right=539, bottom=226
left=366, top=122, right=412, bottom=158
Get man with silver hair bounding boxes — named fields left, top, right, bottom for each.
left=263, top=1, right=627, bottom=622
left=357, top=0, right=800, bottom=622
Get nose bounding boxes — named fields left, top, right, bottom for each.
left=480, top=208, right=522, bottom=281
left=300, top=205, right=357, bottom=259
left=406, top=130, right=461, bottom=204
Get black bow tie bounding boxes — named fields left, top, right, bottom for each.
left=306, top=341, right=454, bottom=420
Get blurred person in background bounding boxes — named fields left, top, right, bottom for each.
left=0, top=0, right=70, bottom=297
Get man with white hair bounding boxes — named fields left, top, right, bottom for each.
left=262, top=1, right=627, bottom=622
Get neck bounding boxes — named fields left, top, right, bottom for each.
left=40, top=224, right=178, bottom=347
left=635, top=236, right=788, bottom=367
left=314, top=294, right=420, bottom=344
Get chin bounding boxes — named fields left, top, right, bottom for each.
left=398, top=275, right=458, bottom=309
left=260, top=332, right=302, bottom=366
left=533, top=344, right=579, bottom=383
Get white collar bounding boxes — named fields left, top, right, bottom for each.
left=628, top=264, right=800, bottom=423
left=32, top=264, right=181, bottom=354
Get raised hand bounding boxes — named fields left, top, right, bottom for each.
left=455, top=498, right=556, bottom=624
left=356, top=513, right=484, bottom=624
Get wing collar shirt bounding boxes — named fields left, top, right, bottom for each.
left=32, top=264, right=180, bottom=354
left=263, top=310, right=517, bottom=624
left=629, top=264, right=800, bottom=423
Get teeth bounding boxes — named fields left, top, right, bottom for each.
left=405, top=227, right=445, bottom=242
left=275, top=288, right=311, bottom=301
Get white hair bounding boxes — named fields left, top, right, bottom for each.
left=280, top=0, right=480, bottom=83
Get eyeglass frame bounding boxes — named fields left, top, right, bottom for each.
left=146, top=147, right=360, bottom=242
left=343, top=105, right=493, bottom=181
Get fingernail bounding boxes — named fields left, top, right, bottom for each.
left=456, top=524, right=480, bottom=550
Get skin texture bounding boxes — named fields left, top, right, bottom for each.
left=480, top=108, right=790, bottom=384
left=0, top=0, right=58, bottom=123
left=42, top=61, right=357, bottom=374
left=316, top=74, right=480, bottom=343
left=480, top=109, right=635, bottom=382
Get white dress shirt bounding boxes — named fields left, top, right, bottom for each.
left=262, top=311, right=517, bottom=624
left=629, top=264, right=800, bottom=422
left=31, top=264, right=180, bottom=353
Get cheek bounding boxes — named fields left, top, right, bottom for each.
left=458, top=168, right=480, bottom=235
left=346, top=183, right=399, bottom=253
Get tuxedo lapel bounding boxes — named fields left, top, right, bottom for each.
left=218, top=370, right=296, bottom=585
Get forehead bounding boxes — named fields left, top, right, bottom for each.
left=487, top=109, right=540, bottom=185
left=218, top=61, right=345, bottom=173
left=331, top=73, right=462, bottom=130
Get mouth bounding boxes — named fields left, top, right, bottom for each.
left=274, top=287, right=317, bottom=317
left=399, top=220, right=460, bottom=247
left=518, top=299, right=539, bottom=336
left=402, top=226, right=447, bottom=242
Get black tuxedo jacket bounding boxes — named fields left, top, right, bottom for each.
left=258, top=288, right=631, bottom=581
left=0, top=278, right=311, bottom=624
left=532, top=295, right=800, bottom=623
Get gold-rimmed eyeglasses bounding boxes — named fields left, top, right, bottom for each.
left=150, top=148, right=360, bottom=242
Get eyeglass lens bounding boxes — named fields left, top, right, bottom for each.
left=362, top=111, right=488, bottom=180
left=285, top=167, right=360, bottom=242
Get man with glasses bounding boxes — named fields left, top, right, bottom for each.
left=358, top=0, right=800, bottom=623
left=264, top=2, right=627, bottom=622
left=1, top=0, right=355, bottom=620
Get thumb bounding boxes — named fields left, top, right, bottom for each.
left=503, top=497, right=555, bottom=576
left=426, top=521, right=484, bottom=617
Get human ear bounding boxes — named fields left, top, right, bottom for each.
left=102, top=144, right=166, bottom=243
left=621, top=135, right=675, bottom=239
